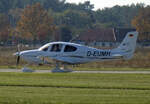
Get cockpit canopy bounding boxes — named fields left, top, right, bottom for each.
left=39, top=43, right=77, bottom=52
left=51, top=44, right=62, bottom=52
left=38, top=44, right=49, bottom=51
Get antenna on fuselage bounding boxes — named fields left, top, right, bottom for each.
left=70, top=34, right=80, bottom=42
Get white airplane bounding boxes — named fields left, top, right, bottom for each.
left=14, top=31, right=138, bottom=72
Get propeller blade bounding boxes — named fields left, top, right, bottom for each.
left=16, top=44, right=21, bottom=66
left=16, top=56, right=20, bottom=65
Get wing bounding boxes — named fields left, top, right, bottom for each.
left=112, top=54, right=124, bottom=59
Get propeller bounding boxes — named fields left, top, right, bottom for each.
left=15, top=44, right=21, bottom=66
left=70, top=34, right=79, bottom=42
left=16, top=55, right=20, bottom=65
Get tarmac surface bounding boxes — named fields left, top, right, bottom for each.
left=1, top=69, right=150, bottom=74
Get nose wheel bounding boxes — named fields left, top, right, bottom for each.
left=21, top=64, right=34, bottom=72
left=21, top=67, right=34, bottom=72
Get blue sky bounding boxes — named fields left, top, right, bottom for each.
left=66, top=0, right=150, bottom=10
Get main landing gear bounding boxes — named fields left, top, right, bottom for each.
left=51, top=62, right=73, bottom=73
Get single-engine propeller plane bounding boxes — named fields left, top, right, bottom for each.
left=14, top=31, right=138, bottom=72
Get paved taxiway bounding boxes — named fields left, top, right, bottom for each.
left=0, top=69, right=150, bottom=74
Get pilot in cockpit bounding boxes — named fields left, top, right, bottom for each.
left=51, top=44, right=61, bottom=52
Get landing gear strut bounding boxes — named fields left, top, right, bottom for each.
left=51, top=62, right=72, bottom=73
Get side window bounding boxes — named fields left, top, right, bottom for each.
left=64, top=45, right=77, bottom=52
left=50, top=44, right=62, bottom=52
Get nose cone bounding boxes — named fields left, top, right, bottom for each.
left=13, top=52, right=20, bottom=56
left=14, top=49, right=42, bottom=58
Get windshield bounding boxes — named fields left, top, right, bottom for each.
left=38, top=44, right=50, bottom=51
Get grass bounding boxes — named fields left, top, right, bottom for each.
left=1, top=65, right=150, bottom=71
left=0, top=72, right=150, bottom=104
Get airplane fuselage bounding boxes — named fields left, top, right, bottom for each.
left=18, top=42, right=123, bottom=64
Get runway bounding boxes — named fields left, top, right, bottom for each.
left=0, top=69, right=150, bottom=74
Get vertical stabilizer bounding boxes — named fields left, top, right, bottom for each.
left=115, top=31, right=138, bottom=59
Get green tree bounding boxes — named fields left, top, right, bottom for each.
left=9, top=8, right=23, bottom=27
left=60, top=26, right=72, bottom=42
left=95, top=4, right=143, bottom=28
left=55, top=9, right=92, bottom=28
left=78, top=1, right=94, bottom=11
left=0, top=0, right=24, bottom=13
left=43, top=0, right=66, bottom=12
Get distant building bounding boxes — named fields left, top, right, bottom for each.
left=75, top=28, right=136, bottom=47
left=77, top=28, right=116, bottom=47
left=114, top=28, right=136, bottom=46
left=114, top=28, right=136, bottom=42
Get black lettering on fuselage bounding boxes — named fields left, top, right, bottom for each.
left=87, top=51, right=111, bottom=57
left=87, top=51, right=91, bottom=56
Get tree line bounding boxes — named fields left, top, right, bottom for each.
left=0, top=0, right=149, bottom=45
